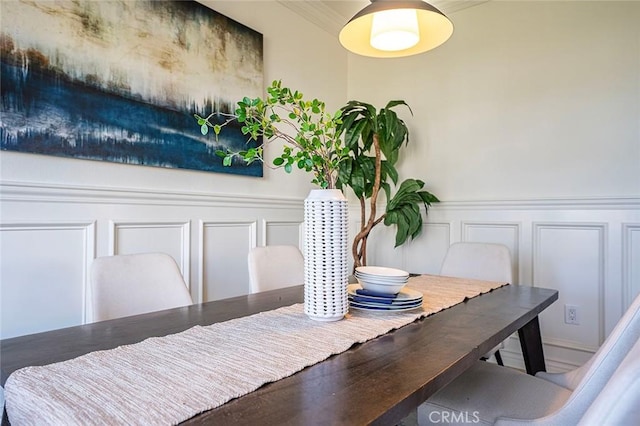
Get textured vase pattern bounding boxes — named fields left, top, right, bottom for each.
left=303, top=189, right=349, bottom=321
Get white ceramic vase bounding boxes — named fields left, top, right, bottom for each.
left=303, top=189, right=349, bottom=321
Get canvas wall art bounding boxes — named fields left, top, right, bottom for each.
left=0, top=0, right=264, bottom=177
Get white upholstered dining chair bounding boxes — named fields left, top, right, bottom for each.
left=90, top=252, right=193, bottom=321
left=440, top=242, right=513, bottom=365
left=247, top=245, right=304, bottom=293
left=577, top=335, right=640, bottom=424
left=417, top=292, right=640, bottom=425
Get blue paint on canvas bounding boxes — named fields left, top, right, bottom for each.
left=0, top=1, right=263, bottom=177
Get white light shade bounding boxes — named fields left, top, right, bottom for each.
left=339, top=0, right=454, bottom=58
left=370, top=9, right=419, bottom=52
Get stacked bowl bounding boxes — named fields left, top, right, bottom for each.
left=349, top=266, right=422, bottom=312
left=354, top=266, right=410, bottom=295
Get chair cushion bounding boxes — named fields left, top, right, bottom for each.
left=418, top=362, right=572, bottom=426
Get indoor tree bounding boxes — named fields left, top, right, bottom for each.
left=337, top=100, right=439, bottom=268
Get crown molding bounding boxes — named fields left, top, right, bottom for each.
left=276, top=1, right=347, bottom=37
left=277, top=1, right=489, bottom=38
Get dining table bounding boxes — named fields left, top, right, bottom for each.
left=1, top=280, right=558, bottom=425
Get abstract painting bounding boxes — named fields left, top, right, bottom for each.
left=0, top=0, right=264, bottom=177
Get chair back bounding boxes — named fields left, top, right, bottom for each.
left=248, top=245, right=304, bottom=293
left=440, top=242, right=513, bottom=283
left=90, top=253, right=193, bottom=321
left=495, top=293, right=640, bottom=425
left=578, top=336, right=640, bottom=424
left=540, top=292, right=640, bottom=423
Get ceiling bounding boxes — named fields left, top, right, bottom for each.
left=276, top=0, right=487, bottom=38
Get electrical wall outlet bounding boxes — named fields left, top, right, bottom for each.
left=565, top=304, right=580, bottom=325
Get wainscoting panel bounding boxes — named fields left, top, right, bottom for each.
left=0, top=222, right=95, bottom=339
left=1, top=181, right=638, bottom=372
left=623, top=223, right=640, bottom=306
left=199, top=221, right=257, bottom=302
left=365, top=222, right=405, bottom=270
left=402, top=222, right=452, bottom=274
left=263, top=220, right=303, bottom=247
left=533, top=223, right=606, bottom=350
left=462, top=222, right=521, bottom=283
left=109, top=220, right=191, bottom=284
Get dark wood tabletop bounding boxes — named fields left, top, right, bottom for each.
left=1, top=284, right=557, bottom=426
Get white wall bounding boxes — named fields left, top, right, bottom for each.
left=347, top=1, right=639, bottom=201
left=0, top=0, right=347, bottom=200
left=0, top=1, right=346, bottom=338
left=346, top=1, right=640, bottom=371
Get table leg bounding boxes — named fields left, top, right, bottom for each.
left=518, top=316, right=546, bottom=375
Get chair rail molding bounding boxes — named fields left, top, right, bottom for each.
left=0, top=180, right=305, bottom=209
left=2, top=180, right=638, bottom=210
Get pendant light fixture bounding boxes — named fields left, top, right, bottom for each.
left=339, top=0, right=454, bottom=58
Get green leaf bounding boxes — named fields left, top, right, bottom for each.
left=419, top=191, right=440, bottom=204
left=403, top=204, right=421, bottom=239
left=410, top=216, right=423, bottom=240
left=396, top=178, right=423, bottom=196
left=223, top=156, right=232, bottom=166
left=385, top=100, right=412, bottom=115
left=273, top=157, right=285, bottom=166
left=380, top=181, right=391, bottom=203
left=345, top=119, right=367, bottom=149
left=338, top=110, right=358, bottom=134
left=284, top=163, right=292, bottom=173
left=200, top=124, right=208, bottom=135
left=394, top=211, right=410, bottom=247
left=381, top=161, right=399, bottom=185
left=384, top=210, right=397, bottom=226
left=337, top=158, right=353, bottom=188
left=350, top=162, right=365, bottom=198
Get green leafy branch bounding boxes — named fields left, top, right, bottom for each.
left=195, top=80, right=349, bottom=189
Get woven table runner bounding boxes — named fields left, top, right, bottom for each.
left=5, top=275, right=506, bottom=425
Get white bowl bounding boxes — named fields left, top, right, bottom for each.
left=356, top=278, right=406, bottom=295
left=354, top=273, right=408, bottom=284
left=355, top=266, right=409, bottom=278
